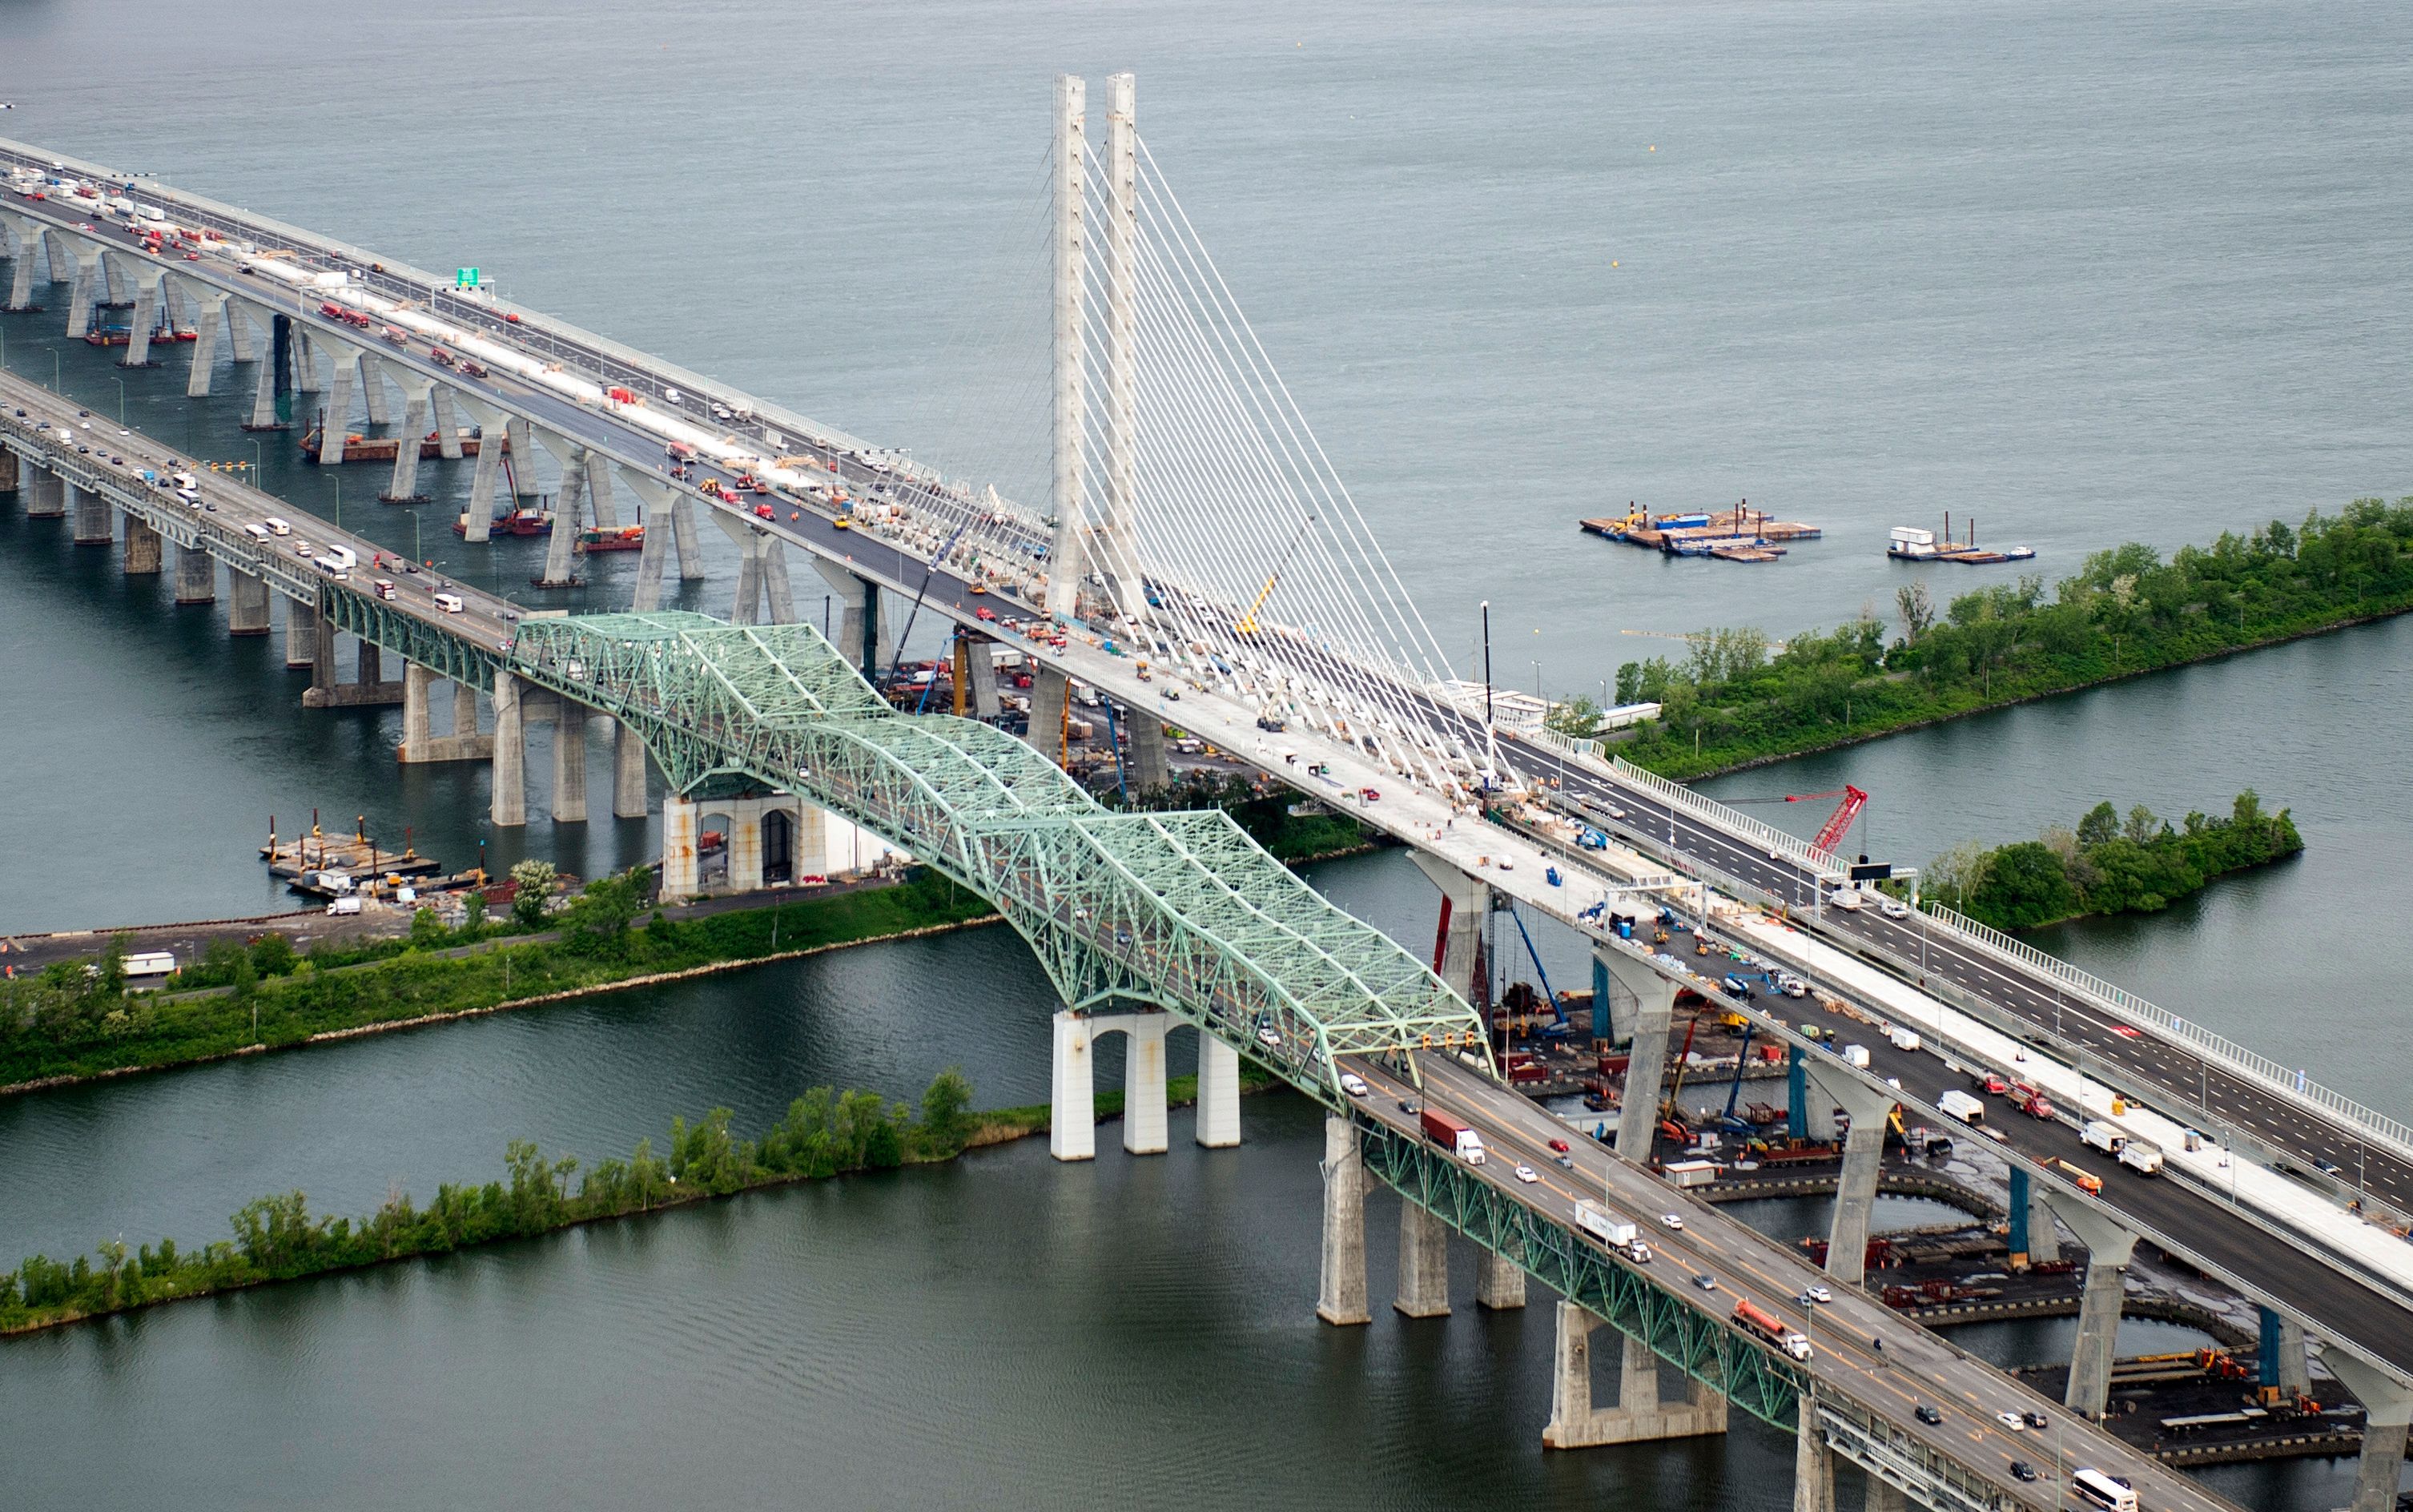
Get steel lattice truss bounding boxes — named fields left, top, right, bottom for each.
left=507, top=611, right=1483, bottom=1091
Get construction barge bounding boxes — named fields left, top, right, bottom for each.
left=259, top=817, right=456, bottom=900
left=1581, top=501, right=1823, bottom=563
left=1889, top=513, right=2035, bottom=565
left=300, top=425, right=502, bottom=464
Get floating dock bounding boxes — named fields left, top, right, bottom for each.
left=1581, top=501, right=1820, bottom=562
left=259, top=822, right=444, bottom=893
left=300, top=426, right=497, bottom=464
left=1888, top=513, right=2034, bottom=565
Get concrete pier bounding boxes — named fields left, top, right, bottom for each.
left=1049, top=1009, right=1098, bottom=1163
left=123, top=514, right=163, bottom=575
left=2044, top=1194, right=2139, bottom=1419
left=70, top=483, right=111, bottom=545
left=1793, top=1406, right=1836, bottom=1512
left=26, top=461, right=65, bottom=517
left=2318, top=1344, right=2413, bottom=1512
left=1476, top=1251, right=1527, bottom=1311
left=1804, top=1062, right=1897, bottom=1287
left=612, top=719, right=648, bottom=818
left=809, top=559, right=887, bottom=676
left=1024, top=666, right=1070, bottom=764
left=1542, top=1305, right=1729, bottom=1448
left=1395, top=1201, right=1451, bottom=1318
left=1047, top=1009, right=1170, bottom=1161
left=964, top=633, right=1003, bottom=718
left=186, top=287, right=229, bottom=397
left=319, top=346, right=360, bottom=464
left=284, top=595, right=319, bottom=669
left=491, top=671, right=527, bottom=826
left=227, top=569, right=271, bottom=636
left=380, top=365, right=434, bottom=503
left=430, top=385, right=464, bottom=460
left=397, top=665, right=493, bottom=762
left=1599, top=947, right=1679, bottom=1160
left=1317, top=1112, right=1371, bottom=1325
left=61, top=240, right=99, bottom=339
left=120, top=266, right=167, bottom=368
left=0, top=448, right=18, bottom=493
left=552, top=699, right=589, bottom=822
left=173, top=544, right=215, bottom=604
left=1127, top=707, right=1170, bottom=791
left=506, top=415, right=537, bottom=498
left=1194, top=1033, right=1241, bottom=1148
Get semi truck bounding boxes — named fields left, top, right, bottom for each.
left=1574, top=1200, right=1650, bottom=1263
left=1421, top=1108, right=1486, bottom=1165
left=1733, top=1298, right=1814, bottom=1361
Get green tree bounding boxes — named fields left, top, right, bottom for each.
left=508, top=860, right=558, bottom=928
left=2121, top=805, right=2164, bottom=846
left=460, top=890, right=487, bottom=932
left=408, top=907, right=448, bottom=950
left=1545, top=695, right=1603, bottom=738
left=1965, top=842, right=2079, bottom=930
left=2075, top=802, right=2119, bottom=849
left=919, top=1067, right=975, bottom=1153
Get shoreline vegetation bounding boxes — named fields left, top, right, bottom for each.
left=1922, top=790, right=2304, bottom=932
left=0, top=1064, right=1276, bottom=1337
left=1561, top=500, right=2413, bottom=780
left=0, top=799, right=1381, bottom=1095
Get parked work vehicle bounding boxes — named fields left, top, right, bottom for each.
left=2081, top=1120, right=2128, bottom=1156
left=1732, top=1298, right=1814, bottom=1361
left=1888, top=1027, right=1922, bottom=1052
left=2118, top=1140, right=2164, bottom=1176
left=2054, top=1159, right=2102, bottom=1196
left=1420, top=1108, right=1486, bottom=1165
left=1937, top=1089, right=1986, bottom=1125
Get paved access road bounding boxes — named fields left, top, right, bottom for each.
left=1345, top=1052, right=2238, bottom=1512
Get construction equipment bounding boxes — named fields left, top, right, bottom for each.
left=1234, top=515, right=1314, bottom=635
left=1725, top=785, right=1870, bottom=859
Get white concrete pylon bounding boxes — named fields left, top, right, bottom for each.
left=809, top=557, right=891, bottom=674
left=119, top=263, right=167, bottom=368
left=1409, top=851, right=1490, bottom=1002
left=533, top=428, right=585, bottom=585
left=1596, top=947, right=1680, bottom=1161
left=1044, top=72, right=1088, bottom=619
left=316, top=340, right=363, bottom=464
left=429, top=384, right=464, bottom=461
left=378, top=360, right=436, bottom=503
left=1317, top=1112, right=1370, bottom=1325
left=1, top=211, right=42, bottom=309
left=453, top=392, right=515, bottom=542
left=660, top=794, right=701, bottom=897
left=59, top=235, right=102, bottom=339
left=1194, top=1032, right=1241, bottom=1147
left=181, top=282, right=231, bottom=397
left=712, top=509, right=768, bottom=625
left=615, top=467, right=686, bottom=611
left=1050, top=1009, right=1098, bottom=1162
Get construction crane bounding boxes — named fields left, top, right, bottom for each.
left=1725, top=785, right=1869, bottom=859
left=1235, top=514, right=1315, bottom=635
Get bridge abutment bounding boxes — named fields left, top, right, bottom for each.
left=2041, top=1192, right=2138, bottom=1419
left=1316, top=1112, right=1371, bottom=1325
left=1542, top=1304, right=1728, bottom=1448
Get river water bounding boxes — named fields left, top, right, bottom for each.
left=3, top=1, right=2408, bottom=1507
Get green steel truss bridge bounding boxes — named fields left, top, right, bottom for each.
left=506, top=609, right=1483, bottom=1083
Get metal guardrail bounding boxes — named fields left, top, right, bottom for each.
left=1518, top=725, right=2413, bottom=1168
left=1920, top=900, right=2413, bottom=1162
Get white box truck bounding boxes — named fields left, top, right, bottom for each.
left=1889, top=1027, right=1923, bottom=1052
left=1842, top=1044, right=1872, bottom=1069
left=2118, top=1140, right=2164, bottom=1176
left=2081, top=1120, right=2128, bottom=1156
left=1937, top=1089, right=1986, bottom=1124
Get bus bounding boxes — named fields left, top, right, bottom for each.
left=2069, top=1468, right=2138, bottom=1512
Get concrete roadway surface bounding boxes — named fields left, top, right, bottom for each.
left=1344, top=1052, right=2234, bottom=1512
left=1534, top=767, right=2413, bottom=1228
left=1779, top=990, right=2413, bottom=1377
left=2, top=370, right=521, bottom=653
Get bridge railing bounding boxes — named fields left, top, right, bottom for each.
left=1919, top=899, right=2413, bottom=1160
left=1518, top=725, right=2413, bottom=1165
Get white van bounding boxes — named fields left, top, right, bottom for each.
left=432, top=591, right=465, bottom=613
left=319, top=544, right=356, bottom=571
left=262, top=516, right=292, bottom=536
left=1827, top=888, right=1865, bottom=911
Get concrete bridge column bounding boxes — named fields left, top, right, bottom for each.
left=317, top=346, right=360, bottom=464
left=670, top=482, right=703, bottom=580
left=1804, top=1062, right=1896, bottom=1287
left=809, top=558, right=889, bottom=678
left=174, top=545, right=216, bottom=605
left=612, top=721, right=648, bottom=818
left=617, top=468, right=679, bottom=609
left=225, top=296, right=259, bottom=364
left=227, top=568, right=271, bottom=635
left=379, top=364, right=434, bottom=504
left=26, top=461, right=65, bottom=517
left=2258, top=1307, right=2312, bottom=1397
left=400, top=664, right=435, bottom=759
left=758, top=536, right=795, bottom=623
left=506, top=415, right=539, bottom=498
left=581, top=448, right=616, bottom=525
left=1409, top=852, right=1490, bottom=1001
left=123, top=514, right=163, bottom=575
left=2, top=215, right=41, bottom=310
left=716, top=512, right=766, bottom=624
left=1023, top=667, right=1070, bottom=764
left=552, top=698, right=589, bottom=822
left=2041, top=1192, right=2138, bottom=1420
left=1395, top=1201, right=1450, bottom=1318
left=310, top=613, right=338, bottom=698
left=61, top=239, right=102, bottom=339
left=533, top=432, right=585, bottom=587
left=284, top=594, right=319, bottom=669
left=429, top=385, right=464, bottom=460
left=1598, top=948, right=1680, bottom=1161
left=1316, top=1112, right=1370, bottom=1325
left=2318, top=1344, right=2413, bottom=1512
left=1476, top=1252, right=1526, bottom=1311
left=70, top=484, right=111, bottom=545
left=0, top=448, right=18, bottom=493
left=1121, top=1011, right=1169, bottom=1155
left=660, top=794, right=700, bottom=897
left=1794, top=1405, right=1837, bottom=1512
left=245, top=332, right=282, bottom=430
left=1544, top=1305, right=1728, bottom=1447
left=292, top=328, right=322, bottom=394
left=1125, top=707, right=1170, bottom=791
left=1049, top=1009, right=1098, bottom=1163
left=490, top=671, right=527, bottom=827
left=356, top=352, right=388, bottom=423
left=964, top=634, right=1003, bottom=718
left=459, top=400, right=506, bottom=542
left=184, top=285, right=230, bottom=397
left=120, top=266, right=167, bottom=368
left=1195, top=1033, right=1241, bottom=1148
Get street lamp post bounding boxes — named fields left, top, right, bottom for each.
left=110, top=374, right=125, bottom=423
left=247, top=436, right=262, bottom=478
left=331, top=476, right=340, bottom=529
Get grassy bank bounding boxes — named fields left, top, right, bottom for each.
left=1924, top=790, right=2304, bottom=931
left=0, top=871, right=999, bottom=1091
left=1596, top=499, right=2413, bottom=779
left=1124, top=772, right=1381, bottom=863
left=0, top=1064, right=1277, bottom=1336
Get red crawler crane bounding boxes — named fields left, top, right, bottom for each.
left=1727, top=786, right=1870, bottom=859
